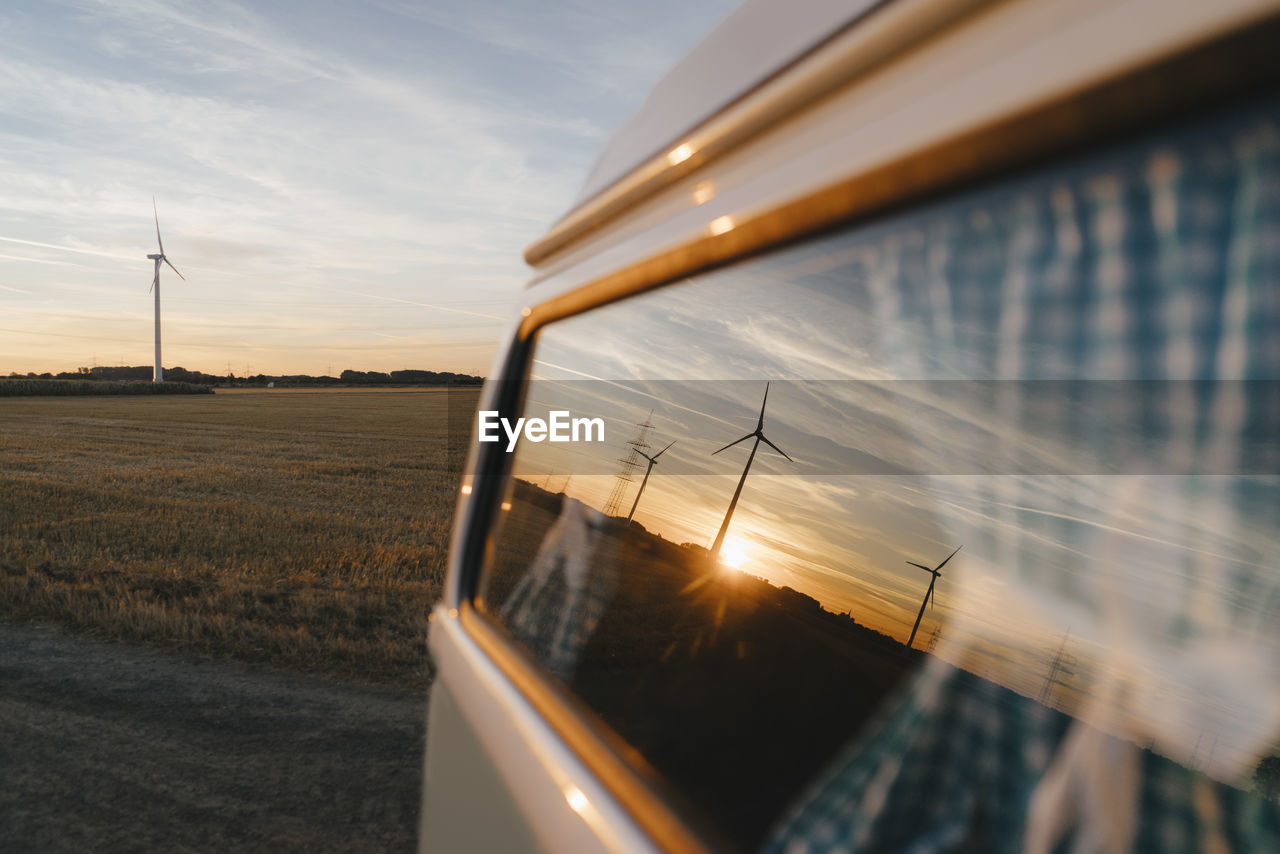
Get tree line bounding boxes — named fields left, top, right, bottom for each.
left=5, top=366, right=484, bottom=386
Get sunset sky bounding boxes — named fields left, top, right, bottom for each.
left=493, top=177, right=1280, bottom=776
left=0, top=0, right=737, bottom=376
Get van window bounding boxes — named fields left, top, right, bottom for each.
left=479, top=94, right=1280, bottom=852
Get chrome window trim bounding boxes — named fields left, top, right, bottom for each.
left=518, top=12, right=1280, bottom=339
left=524, top=0, right=991, bottom=267
left=443, top=316, right=529, bottom=609
left=428, top=606, right=670, bottom=854
left=439, top=325, right=731, bottom=854
left=525, top=0, right=1280, bottom=279
left=456, top=604, right=733, bottom=853
left=435, top=11, right=1280, bottom=854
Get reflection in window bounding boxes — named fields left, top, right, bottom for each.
left=481, top=95, right=1280, bottom=852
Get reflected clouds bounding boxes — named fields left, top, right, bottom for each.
left=495, top=97, right=1280, bottom=788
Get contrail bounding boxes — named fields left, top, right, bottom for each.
left=0, top=327, right=141, bottom=344
left=530, top=358, right=742, bottom=430
left=0, top=252, right=88, bottom=270
left=329, top=287, right=506, bottom=320
left=916, top=486, right=1258, bottom=568
left=0, top=236, right=134, bottom=262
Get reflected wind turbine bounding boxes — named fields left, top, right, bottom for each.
left=709, top=382, right=792, bottom=561
left=146, top=197, right=185, bottom=383
left=905, top=545, right=961, bottom=649
left=626, top=439, right=675, bottom=523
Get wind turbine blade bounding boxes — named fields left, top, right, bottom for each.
left=651, top=439, right=676, bottom=460
left=928, top=580, right=936, bottom=610
left=163, top=257, right=186, bottom=281
left=711, top=432, right=754, bottom=456
left=153, top=196, right=164, bottom=255
left=759, top=433, right=793, bottom=462
left=906, top=561, right=933, bottom=573
left=757, top=381, right=770, bottom=429
left=934, top=544, right=963, bottom=573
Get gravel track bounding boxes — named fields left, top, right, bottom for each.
left=0, top=622, right=426, bottom=853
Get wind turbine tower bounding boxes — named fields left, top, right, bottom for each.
left=146, top=198, right=185, bottom=382
left=708, top=382, right=793, bottom=561
left=905, top=545, right=961, bottom=649
left=626, top=439, right=675, bottom=523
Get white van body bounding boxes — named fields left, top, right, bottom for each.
left=421, top=1, right=1280, bottom=851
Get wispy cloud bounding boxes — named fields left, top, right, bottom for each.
left=0, top=0, right=738, bottom=374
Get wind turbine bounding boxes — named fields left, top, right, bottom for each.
left=146, top=197, right=185, bottom=382
left=905, top=544, right=961, bottom=649
left=708, top=382, right=792, bottom=561
left=626, top=439, right=675, bottom=523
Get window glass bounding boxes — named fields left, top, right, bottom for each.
left=481, top=95, right=1280, bottom=852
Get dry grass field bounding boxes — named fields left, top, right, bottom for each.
left=0, top=387, right=478, bottom=689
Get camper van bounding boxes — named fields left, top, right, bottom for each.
left=421, top=0, right=1280, bottom=851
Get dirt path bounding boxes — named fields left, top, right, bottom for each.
left=0, top=622, right=426, bottom=852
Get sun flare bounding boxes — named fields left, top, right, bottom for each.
left=721, top=538, right=750, bottom=570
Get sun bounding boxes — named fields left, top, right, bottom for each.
left=721, top=538, right=750, bottom=570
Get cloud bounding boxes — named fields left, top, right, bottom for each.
left=0, top=0, right=739, bottom=374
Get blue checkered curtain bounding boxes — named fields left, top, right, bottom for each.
left=766, top=97, right=1280, bottom=853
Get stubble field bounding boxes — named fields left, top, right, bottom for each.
left=0, top=387, right=478, bottom=689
